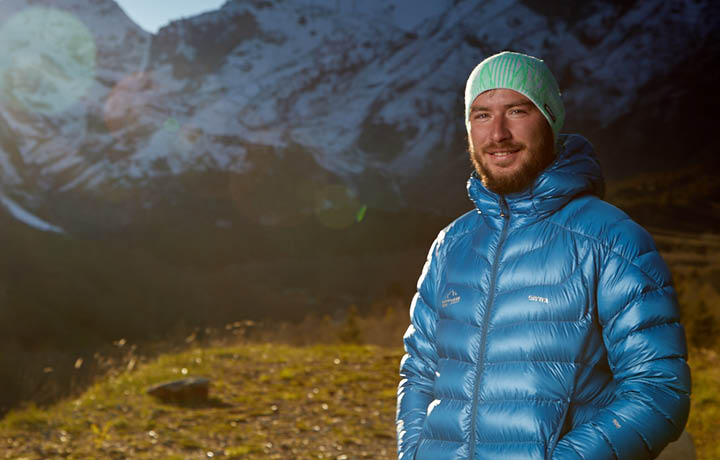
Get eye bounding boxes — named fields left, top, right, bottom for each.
left=471, top=112, right=489, bottom=121
left=509, top=108, right=527, bottom=115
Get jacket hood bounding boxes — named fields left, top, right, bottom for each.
left=467, top=134, right=604, bottom=222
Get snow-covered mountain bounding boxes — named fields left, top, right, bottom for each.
left=0, top=0, right=717, bottom=231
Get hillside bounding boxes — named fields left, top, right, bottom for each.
left=1, top=165, right=719, bottom=421
left=0, top=0, right=718, bottom=420
left=0, top=338, right=718, bottom=460
left=0, top=343, right=404, bottom=460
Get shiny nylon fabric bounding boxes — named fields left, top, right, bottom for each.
left=396, top=135, right=690, bottom=460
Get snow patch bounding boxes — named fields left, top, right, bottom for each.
left=0, top=195, right=65, bottom=234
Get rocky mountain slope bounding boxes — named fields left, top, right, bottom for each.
left=0, top=0, right=717, bottom=231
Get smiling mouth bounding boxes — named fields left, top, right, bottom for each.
left=486, top=148, right=521, bottom=157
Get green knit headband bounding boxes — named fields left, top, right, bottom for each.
left=464, top=51, right=565, bottom=141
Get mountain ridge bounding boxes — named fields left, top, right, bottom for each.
left=0, top=0, right=716, bottom=232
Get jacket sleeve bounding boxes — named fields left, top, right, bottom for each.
left=552, top=220, right=691, bottom=460
left=396, top=236, right=441, bottom=459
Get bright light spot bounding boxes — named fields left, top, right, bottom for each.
left=314, top=184, right=362, bottom=230
left=163, top=117, right=180, bottom=132
left=356, top=204, right=368, bottom=223
left=0, top=7, right=96, bottom=115
left=103, top=72, right=154, bottom=132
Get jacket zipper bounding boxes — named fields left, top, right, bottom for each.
left=468, top=196, right=510, bottom=460
left=546, top=315, right=593, bottom=458
left=546, top=399, right=571, bottom=458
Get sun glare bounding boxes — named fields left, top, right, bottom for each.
left=0, top=7, right=96, bottom=116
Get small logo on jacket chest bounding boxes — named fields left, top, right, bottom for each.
left=528, top=295, right=549, bottom=304
left=441, top=289, right=461, bottom=308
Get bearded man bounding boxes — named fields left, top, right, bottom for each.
left=396, top=51, right=691, bottom=460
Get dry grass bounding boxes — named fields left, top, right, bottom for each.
left=0, top=343, right=403, bottom=460
left=687, top=347, right=720, bottom=460
left=1, top=228, right=718, bottom=459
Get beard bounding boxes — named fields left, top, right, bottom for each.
left=469, top=130, right=556, bottom=195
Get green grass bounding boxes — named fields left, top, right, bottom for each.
left=0, top=340, right=718, bottom=459
left=2, top=269, right=719, bottom=460
left=0, top=343, right=403, bottom=460
left=687, top=347, right=720, bottom=460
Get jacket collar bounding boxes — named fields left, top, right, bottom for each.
left=467, top=134, right=605, bottom=224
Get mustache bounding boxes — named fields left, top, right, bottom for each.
left=481, top=142, right=525, bottom=153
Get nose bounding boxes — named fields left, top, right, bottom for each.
left=490, top=115, right=511, bottom=143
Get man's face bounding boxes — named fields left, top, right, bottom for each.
left=468, top=89, right=556, bottom=195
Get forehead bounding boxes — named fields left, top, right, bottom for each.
left=470, top=88, right=531, bottom=108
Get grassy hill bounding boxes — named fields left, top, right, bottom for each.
left=0, top=343, right=403, bottom=460
left=1, top=337, right=718, bottom=459
left=1, top=164, right=718, bottom=459
left=1, top=221, right=719, bottom=459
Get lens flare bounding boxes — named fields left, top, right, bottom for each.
left=163, top=117, right=180, bottom=133
left=0, top=7, right=96, bottom=115
left=314, top=184, right=363, bottom=230
left=103, top=72, right=155, bottom=132
left=356, top=204, right=368, bottom=223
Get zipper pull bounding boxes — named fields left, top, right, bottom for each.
left=499, top=196, right=510, bottom=219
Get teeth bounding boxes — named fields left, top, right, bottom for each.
left=492, top=152, right=511, bottom=156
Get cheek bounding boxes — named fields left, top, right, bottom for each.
left=469, top=127, right=486, bottom=149
left=521, top=118, right=551, bottom=144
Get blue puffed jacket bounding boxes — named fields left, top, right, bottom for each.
left=396, top=134, right=691, bottom=460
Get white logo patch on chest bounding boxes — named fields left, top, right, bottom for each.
left=528, top=295, right=549, bottom=304
left=441, top=289, right=461, bottom=308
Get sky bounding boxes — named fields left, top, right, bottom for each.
left=114, top=0, right=227, bottom=33
left=114, top=0, right=448, bottom=34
